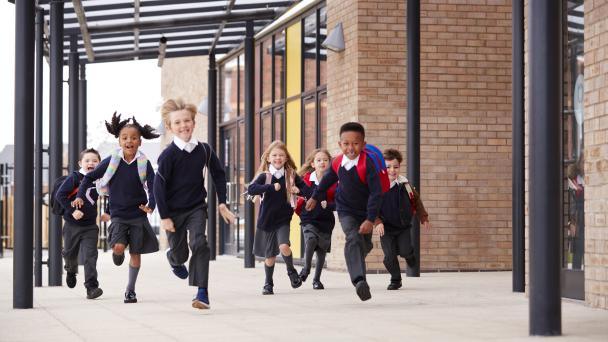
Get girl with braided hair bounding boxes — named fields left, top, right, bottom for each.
left=73, top=112, right=159, bottom=304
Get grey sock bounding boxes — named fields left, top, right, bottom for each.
left=314, top=251, right=326, bottom=281
left=264, top=264, right=275, bottom=285
left=304, top=239, right=317, bottom=272
left=126, top=265, right=140, bottom=292
left=282, top=253, right=296, bottom=273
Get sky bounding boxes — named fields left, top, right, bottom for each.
left=0, top=2, right=162, bottom=153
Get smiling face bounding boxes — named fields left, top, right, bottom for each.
left=79, top=152, right=101, bottom=173
left=312, top=151, right=330, bottom=173
left=168, top=109, right=195, bottom=142
left=119, top=126, right=142, bottom=159
left=267, top=147, right=287, bottom=170
left=386, top=158, right=400, bottom=182
left=338, top=131, right=365, bottom=160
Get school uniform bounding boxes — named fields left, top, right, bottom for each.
left=78, top=150, right=159, bottom=254
left=248, top=166, right=306, bottom=258
left=299, top=172, right=336, bottom=253
left=312, top=154, right=382, bottom=286
left=154, top=137, right=228, bottom=288
left=56, top=169, right=100, bottom=290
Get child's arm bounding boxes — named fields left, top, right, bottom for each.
left=205, top=144, right=228, bottom=205
left=413, top=188, right=430, bottom=229
left=142, top=160, right=156, bottom=212
left=56, top=172, right=78, bottom=214
left=153, top=153, right=172, bottom=220
left=247, top=173, right=274, bottom=195
left=307, top=167, right=339, bottom=211
left=74, top=158, right=109, bottom=208
left=364, top=160, right=383, bottom=223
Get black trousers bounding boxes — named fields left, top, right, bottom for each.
left=380, top=228, right=413, bottom=282
left=62, top=221, right=99, bottom=289
left=338, top=214, right=373, bottom=286
left=166, top=205, right=210, bottom=288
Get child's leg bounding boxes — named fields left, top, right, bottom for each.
left=264, top=257, right=276, bottom=285
left=279, top=244, right=296, bottom=272
left=313, top=250, right=326, bottom=282
left=62, top=223, right=80, bottom=275
left=113, top=243, right=126, bottom=256
left=338, top=215, right=368, bottom=285
left=166, top=213, right=189, bottom=268
left=127, top=253, right=141, bottom=292
left=301, top=225, right=318, bottom=276
left=380, top=233, right=401, bottom=283
left=396, top=229, right=415, bottom=267
left=81, top=225, right=100, bottom=290
left=185, top=208, right=210, bottom=288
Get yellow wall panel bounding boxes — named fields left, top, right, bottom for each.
left=286, top=21, right=302, bottom=98
left=286, top=99, right=302, bottom=257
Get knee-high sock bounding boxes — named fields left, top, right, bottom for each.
left=303, top=239, right=317, bottom=273
left=127, top=265, right=140, bottom=292
left=314, top=251, right=326, bottom=281
left=282, top=253, right=296, bottom=273
left=264, top=264, right=275, bottom=285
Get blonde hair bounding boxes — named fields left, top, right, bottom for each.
left=298, top=148, right=332, bottom=176
left=255, top=140, right=298, bottom=203
left=161, top=98, right=197, bottom=127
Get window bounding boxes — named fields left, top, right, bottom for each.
left=221, top=57, right=238, bottom=123
left=303, top=97, right=317, bottom=158
left=274, top=107, right=284, bottom=141
left=274, top=30, right=286, bottom=102
left=261, top=111, right=272, bottom=151
left=319, top=92, right=327, bottom=148
left=262, top=39, right=272, bottom=108
left=303, top=12, right=317, bottom=92
left=238, top=54, right=244, bottom=117
left=319, top=6, right=327, bottom=86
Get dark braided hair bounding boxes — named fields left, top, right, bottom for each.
left=105, top=112, right=160, bottom=140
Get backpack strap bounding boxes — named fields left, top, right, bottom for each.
left=356, top=151, right=368, bottom=185
left=303, top=172, right=312, bottom=187
left=331, top=155, right=342, bottom=175
left=403, top=182, right=417, bottom=214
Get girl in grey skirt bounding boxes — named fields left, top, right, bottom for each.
left=296, top=149, right=337, bottom=290
left=247, top=140, right=308, bottom=295
left=74, top=113, right=160, bottom=304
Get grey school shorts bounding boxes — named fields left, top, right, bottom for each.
left=108, top=216, right=159, bottom=254
left=253, top=224, right=291, bottom=258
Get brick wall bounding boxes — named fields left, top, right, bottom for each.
left=584, top=0, right=608, bottom=309
left=325, top=0, right=513, bottom=272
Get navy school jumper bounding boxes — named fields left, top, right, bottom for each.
left=56, top=171, right=99, bottom=226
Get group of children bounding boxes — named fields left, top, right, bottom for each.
left=56, top=99, right=429, bottom=309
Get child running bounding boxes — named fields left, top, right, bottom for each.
left=247, top=140, right=307, bottom=295
left=56, top=148, right=106, bottom=299
left=73, top=113, right=159, bottom=304
left=297, top=149, right=337, bottom=289
left=154, top=98, right=235, bottom=310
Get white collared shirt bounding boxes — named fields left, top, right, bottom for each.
left=119, top=149, right=141, bottom=165
left=309, top=171, right=320, bottom=185
left=341, top=155, right=360, bottom=171
left=174, top=136, right=199, bottom=153
left=78, top=167, right=88, bottom=175
left=269, top=165, right=285, bottom=179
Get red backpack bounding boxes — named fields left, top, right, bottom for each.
left=331, top=144, right=390, bottom=193
left=294, top=172, right=337, bottom=216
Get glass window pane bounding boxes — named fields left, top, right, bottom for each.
left=255, top=44, right=261, bottom=111
left=221, top=58, right=238, bottom=122
left=304, top=12, right=317, bottom=92
left=262, top=111, right=272, bottom=151
left=238, top=54, right=244, bottom=117
left=319, top=92, right=327, bottom=148
left=262, top=39, right=272, bottom=108
left=274, top=30, right=286, bottom=102
left=274, top=108, right=284, bottom=141
left=319, top=6, right=327, bottom=86
left=254, top=112, right=260, bottom=171
left=303, top=99, right=317, bottom=158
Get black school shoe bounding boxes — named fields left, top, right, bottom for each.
left=312, top=280, right=324, bottom=290
left=262, top=283, right=274, bottom=295
left=288, top=270, right=302, bottom=288
left=66, top=272, right=77, bottom=288
left=86, top=287, right=103, bottom=299
left=299, top=268, right=310, bottom=282
left=112, top=253, right=125, bottom=266
left=387, top=280, right=402, bottom=290
left=355, top=280, right=372, bottom=301
left=124, top=290, right=137, bottom=303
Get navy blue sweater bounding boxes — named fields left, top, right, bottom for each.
left=379, top=183, right=413, bottom=231
left=78, top=156, right=155, bottom=220
left=299, top=181, right=336, bottom=233
left=154, top=142, right=228, bottom=219
left=248, top=173, right=306, bottom=232
left=56, top=171, right=99, bottom=226
left=312, top=157, right=382, bottom=222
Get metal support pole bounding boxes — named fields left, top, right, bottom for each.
left=208, top=53, right=218, bottom=260
left=406, top=0, right=421, bottom=277
left=529, top=0, right=562, bottom=336
left=35, top=7, right=44, bottom=288
left=78, top=64, right=87, bottom=152
left=68, top=35, right=79, bottom=172
left=512, top=0, right=525, bottom=293
left=243, top=20, right=255, bottom=268
left=48, top=0, right=64, bottom=286
left=13, top=0, right=35, bottom=309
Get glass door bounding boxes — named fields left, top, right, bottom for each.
left=220, top=123, right=245, bottom=255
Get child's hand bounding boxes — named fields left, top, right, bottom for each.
left=71, top=198, right=84, bottom=209
left=160, top=218, right=175, bottom=232
left=72, top=209, right=84, bottom=220
left=422, top=220, right=431, bottom=230
left=305, top=198, right=317, bottom=211
left=359, top=220, right=374, bottom=234
left=100, top=213, right=111, bottom=222
left=274, top=183, right=281, bottom=191
left=290, top=186, right=300, bottom=194
left=139, top=204, right=153, bottom=214
left=219, top=203, right=236, bottom=224
left=375, top=223, right=385, bottom=237
left=321, top=200, right=327, bottom=209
